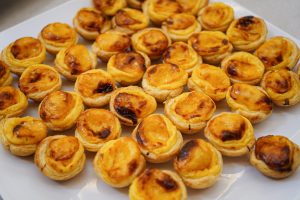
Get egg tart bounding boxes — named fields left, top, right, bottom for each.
left=132, top=28, right=171, bottom=60
left=92, top=30, right=131, bottom=62
left=250, top=135, right=300, bottom=179
left=164, top=91, right=216, bottom=134
left=0, top=116, right=47, bottom=156
left=221, top=52, right=265, bottom=85
left=73, top=7, right=111, bottom=40
left=129, top=168, right=187, bottom=200
left=174, top=139, right=223, bottom=189
left=1, top=37, right=46, bottom=74
left=188, top=31, right=233, bottom=64
left=54, top=44, right=97, bottom=81
left=109, top=86, right=157, bottom=126
left=35, top=135, right=86, bottom=181
left=142, top=0, right=183, bottom=25
left=127, top=0, right=145, bottom=9
left=132, top=114, right=183, bottom=163
left=226, top=83, right=272, bottom=123
left=19, top=64, right=62, bottom=101
left=107, top=51, right=150, bottom=86
left=227, top=16, right=267, bottom=52
left=93, top=137, right=146, bottom=188
left=177, top=0, right=208, bottom=15
left=93, top=0, right=127, bottom=16
left=75, top=109, right=121, bottom=152
left=112, top=8, right=149, bottom=35
left=261, top=69, right=300, bottom=106
left=39, top=23, right=78, bottom=55
left=0, top=86, right=28, bottom=120
left=74, top=69, right=116, bottom=107
left=162, top=13, right=201, bottom=42
left=38, top=91, right=84, bottom=131
left=198, top=2, right=234, bottom=32
left=188, top=64, right=231, bottom=101
left=254, top=36, right=300, bottom=71
left=204, top=112, right=255, bottom=157
left=0, top=60, right=13, bottom=86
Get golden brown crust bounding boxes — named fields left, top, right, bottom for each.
left=177, top=0, right=208, bottom=15
left=93, top=137, right=146, bottom=187
left=0, top=60, right=12, bottom=86
left=129, top=169, right=187, bottom=200
left=93, top=0, right=127, bottom=16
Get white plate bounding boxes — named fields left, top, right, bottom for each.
left=0, top=0, right=300, bottom=200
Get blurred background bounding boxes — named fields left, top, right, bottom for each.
left=0, top=0, right=299, bottom=38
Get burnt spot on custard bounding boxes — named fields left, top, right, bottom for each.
left=265, top=72, right=292, bottom=94
left=115, top=52, right=146, bottom=72
left=94, top=82, right=114, bottom=94
left=94, top=128, right=111, bottom=139
left=10, top=38, right=42, bottom=60
left=77, top=9, right=104, bottom=32
left=28, top=72, right=43, bottom=83
left=115, top=106, right=137, bottom=125
left=0, top=90, right=17, bottom=110
left=128, top=159, right=138, bottom=174
left=177, top=140, right=198, bottom=161
left=237, top=16, right=255, bottom=29
left=227, top=63, right=238, bottom=76
left=156, top=174, right=178, bottom=191
left=220, top=122, right=245, bottom=142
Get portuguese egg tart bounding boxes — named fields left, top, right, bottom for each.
left=73, top=7, right=111, bottom=40
left=35, top=135, right=86, bottom=181
left=221, top=52, right=265, bottom=85
left=188, top=64, right=231, bottom=101
left=142, top=0, right=183, bottom=25
left=0, top=60, right=13, bottom=87
left=162, top=13, right=201, bottom=42
left=250, top=135, right=300, bottom=179
left=38, top=91, right=84, bottom=131
left=174, top=139, right=223, bottom=189
left=204, top=112, right=255, bottom=157
left=132, top=28, right=171, bottom=60
left=188, top=31, right=233, bottom=65
left=112, top=8, right=150, bottom=35
left=226, top=16, right=267, bottom=52
left=198, top=2, right=234, bottom=32
left=131, top=114, right=183, bottom=163
left=93, top=0, right=127, bottom=16
left=92, top=30, right=131, bottom=62
left=261, top=69, right=300, bottom=106
left=164, top=91, right=216, bottom=134
left=0, top=86, right=28, bottom=120
left=177, top=0, right=208, bottom=15
left=129, top=168, right=187, bottom=200
left=254, top=36, right=300, bottom=71
left=39, top=23, right=78, bottom=55
left=74, top=69, right=116, bottom=107
left=1, top=37, right=46, bottom=74
left=93, top=136, right=146, bottom=188
left=142, top=63, right=188, bottom=102
left=19, top=64, right=62, bottom=102
left=109, top=86, right=157, bottom=126
left=127, top=0, right=145, bottom=9
left=226, top=83, right=273, bottom=123
left=107, top=51, right=150, bottom=86
left=0, top=116, right=47, bottom=156
left=54, top=44, right=97, bottom=81
left=75, top=109, right=121, bottom=152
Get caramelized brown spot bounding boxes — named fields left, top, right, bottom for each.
left=95, top=128, right=111, bottom=139
left=237, top=16, right=255, bottom=28
left=156, top=174, right=178, bottom=191
left=115, top=106, right=137, bottom=124
left=221, top=122, right=245, bottom=141
left=227, top=63, right=238, bottom=76
left=94, top=82, right=114, bottom=94
left=11, top=37, right=42, bottom=60
left=28, top=72, right=42, bottom=83
left=265, top=70, right=292, bottom=94
left=115, top=10, right=139, bottom=26
left=178, top=140, right=198, bottom=161
left=128, top=159, right=138, bottom=174
left=142, top=30, right=169, bottom=56
left=77, top=9, right=104, bottom=32
left=0, top=61, right=7, bottom=77
left=0, top=90, right=18, bottom=110
left=115, top=52, right=146, bottom=72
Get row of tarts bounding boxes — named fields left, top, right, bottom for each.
left=0, top=0, right=300, bottom=199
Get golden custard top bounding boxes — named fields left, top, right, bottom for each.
left=188, top=31, right=232, bottom=56
left=93, top=0, right=126, bottom=15
left=229, top=83, right=272, bottom=113
left=222, top=52, right=265, bottom=83
left=255, top=135, right=295, bottom=172
left=19, top=65, right=60, bottom=95
left=163, top=42, right=199, bottom=70
left=115, top=8, right=148, bottom=30
left=76, top=70, right=115, bottom=98
left=77, top=8, right=107, bottom=32
left=164, top=13, right=196, bottom=30
left=113, top=52, right=146, bottom=74
left=199, top=2, right=234, bottom=29
left=10, top=37, right=43, bottom=60
left=95, top=31, right=131, bottom=52
left=41, top=23, right=76, bottom=44
left=0, top=60, right=9, bottom=78
left=145, top=64, right=188, bottom=89
left=77, top=109, right=120, bottom=143
left=39, top=91, right=76, bottom=122
left=227, top=16, right=266, bottom=43
left=148, top=0, right=183, bottom=19
left=131, top=169, right=184, bottom=200
left=174, top=139, right=221, bottom=178
left=255, top=37, right=298, bottom=71
left=263, top=69, right=293, bottom=94
left=0, top=86, right=19, bottom=110
left=174, top=91, right=216, bottom=121
left=95, top=137, right=143, bottom=184
left=5, top=117, right=47, bottom=145
left=176, top=0, right=207, bottom=15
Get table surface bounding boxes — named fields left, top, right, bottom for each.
left=0, top=0, right=299, bottom=39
